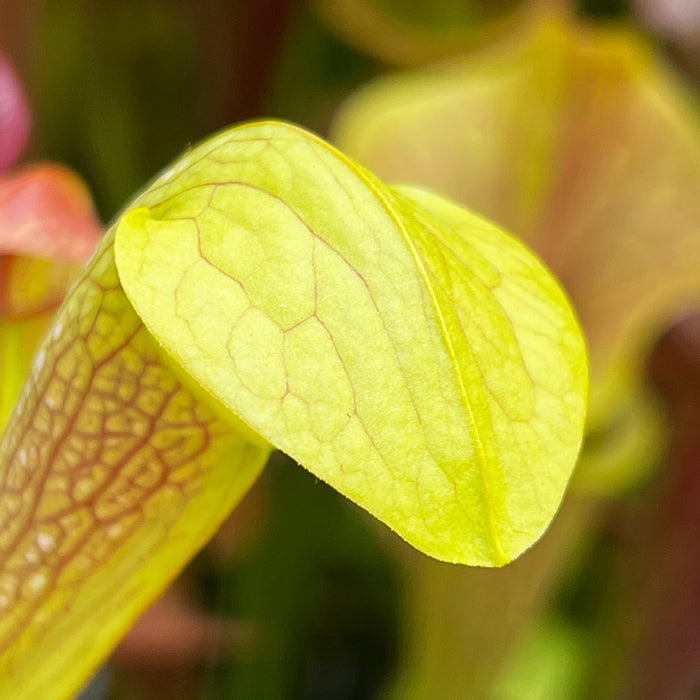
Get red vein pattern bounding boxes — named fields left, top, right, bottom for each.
left=0, top=232, right=265, bottom=697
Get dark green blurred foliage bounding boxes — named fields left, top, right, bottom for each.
left=199, top=453, right=398, bottom=700
left=28, top=0, right=378, bottom=221
left=270, top=5, right=377, bottom=131
left=577, top=0, right=629, bottom=17
left=352, top=0, right=521, bottom=29
left=32, top=0, right=202, bottom=219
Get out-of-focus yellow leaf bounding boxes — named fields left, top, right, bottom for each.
left=572, top=383, right=667, bottom=494
left=313, top=0, right=534, bottom=66
left=331, top=17, right=700, bottom=492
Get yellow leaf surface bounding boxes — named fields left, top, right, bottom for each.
left=116, top=120, right=587, bottom=566
left=0, top=120, right=586, bottom=698
left=331, top=17, right=700, bottom=490
left=0, top=236, right=268, bottom=699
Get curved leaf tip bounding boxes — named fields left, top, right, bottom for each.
left=330, top=16, right=700, bottom=494
left=115, top=120, right=588, bottom=566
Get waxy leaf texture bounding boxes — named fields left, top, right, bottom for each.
left=331, top=18, right=700, bottom=493
left=0, top=237, right=268, bottom=699
left=0, top=120, right=585, bottom=698
left=116, top=120, right=587, bottom=565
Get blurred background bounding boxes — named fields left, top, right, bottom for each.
left=1, top=1, right=699, bottom=698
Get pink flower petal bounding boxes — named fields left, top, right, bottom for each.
left=0, top=53, right=30, bottom=171
left=0, top=163, right=101, bottom=263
